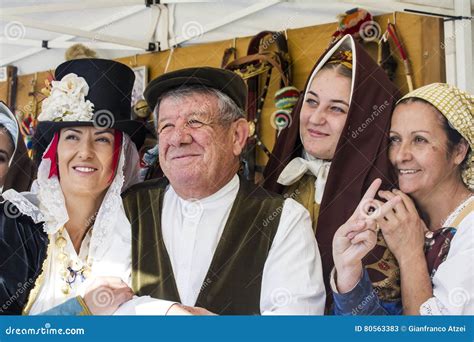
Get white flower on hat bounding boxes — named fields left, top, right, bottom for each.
left=38, top=73, right=94, bottom=122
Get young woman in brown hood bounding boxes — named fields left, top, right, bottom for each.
left=263, top=34, right=401, bottom=312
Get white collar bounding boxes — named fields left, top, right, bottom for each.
left=443, top=195, right=474, bottom=227
left=168, top=174, right=239, bottom=208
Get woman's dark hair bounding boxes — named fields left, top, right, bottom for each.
left=319, top=62, right=352, bottom=79
left=397, top=97, right=471, bottom=170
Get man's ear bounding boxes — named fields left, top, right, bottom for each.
left=232, top=118, right=249, bottom=156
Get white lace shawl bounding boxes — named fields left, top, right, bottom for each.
left=2, top=133, right=139, bottom=236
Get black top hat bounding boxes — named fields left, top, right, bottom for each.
left=33, top=58, right=148, bottom=161
left=144, top=67, right=247, bottom=113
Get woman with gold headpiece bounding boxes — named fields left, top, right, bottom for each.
left=263, top=34, right=401, bottom=312
left=332, top=83, right=473, bottom=315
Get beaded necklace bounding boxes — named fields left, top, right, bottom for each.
left=55, top=226, right=93, bottom=295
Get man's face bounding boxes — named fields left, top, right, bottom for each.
left=157, top=92, right=245, bottom=198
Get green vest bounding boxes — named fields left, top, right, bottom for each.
left=122, top=177, right=284, bottom=315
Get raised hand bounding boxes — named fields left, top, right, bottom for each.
left=332, top=179, right=401, bottom=293
left=333, top=179, right=381, bottom=263
left=332, top=179, right=381, bottom=292
left=375, top=189, right=427, bottom=263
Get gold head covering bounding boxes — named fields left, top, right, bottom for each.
left=398, top=83, right=474, bottom=190
left=326, top=49, right=353, bottom=70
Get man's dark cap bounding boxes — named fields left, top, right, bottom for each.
left=144, top=67, right=247, bottom=112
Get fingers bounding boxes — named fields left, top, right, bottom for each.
left=191, top=307, right=217, bottom=316
left=338, top=220, right=366, bottom=238
left=166, top=304, right=193, bottom=316
left=353, top=179, right=384, bottom=220
left=112, top=287, right=134, bottom=306
left=345, top=219, right=377, bottom=239
left=374, top=197, right=397, bottom=222
left=181, top=306, right=216, bottom=316
left=375, top=196, right=402, bottom=221
left=362, top=178, right=382, bottom=201
left=378, top=190, right=396, bottom=201
left=350, top=229, right=377, bottom=247
left=365, top=218, right=378, bottom=233
left=379, top=190, right=408, bottom=215
left=392, top=189, right=417, bottom=214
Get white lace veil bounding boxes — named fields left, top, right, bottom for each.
left=2, top=132, right=141, bottom=244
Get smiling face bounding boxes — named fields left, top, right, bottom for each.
left=0, top=126, right=14, bottom=189
left=299, top=67, right=351, bottom=160
left=389, top=101, right=468, bottom=198
left=57, top=126, right=116, bottom=198
left=157, top=91, right=248, bottom=199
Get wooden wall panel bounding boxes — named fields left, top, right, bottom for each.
left=0, top=12, right=445, bottom=166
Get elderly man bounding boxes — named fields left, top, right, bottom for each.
left=122, top=67, right=325, bottom=315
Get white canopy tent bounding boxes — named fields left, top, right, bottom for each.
left=0, top=0, right=472, bottom=92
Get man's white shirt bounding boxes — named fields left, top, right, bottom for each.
left=160, top=174, right=325, bottom=314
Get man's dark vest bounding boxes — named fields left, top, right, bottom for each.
left=122, top=177, right=284, bottom=315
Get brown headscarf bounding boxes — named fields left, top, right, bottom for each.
left=0, top=102, right=35, bottom=193
left=263, top=34, right=400, bottom=305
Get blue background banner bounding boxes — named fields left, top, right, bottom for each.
left=0, top=316, right=473, bottom=342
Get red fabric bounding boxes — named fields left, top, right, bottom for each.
left=425, top=227, right=456, bottom=277
left=43, top=132, right=60, bottom=179
left=109, top=130, right=123, bottom=183
left=43, top=130, right=123, bottom=182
